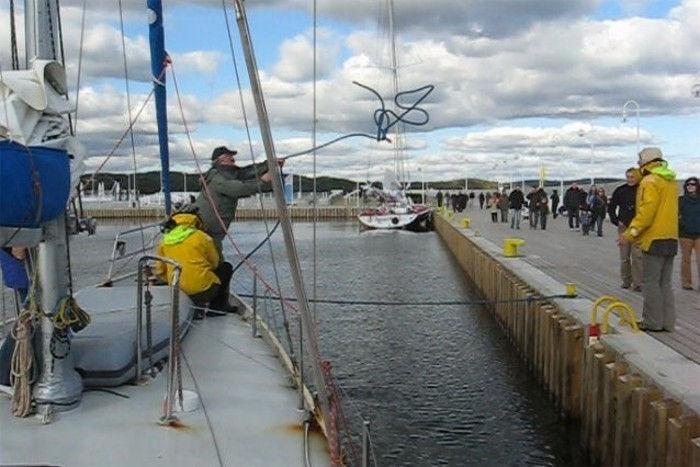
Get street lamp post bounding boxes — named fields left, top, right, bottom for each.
left=622, top=99, right=640, bottom=152
left=578, top=129, right=595, bottom=186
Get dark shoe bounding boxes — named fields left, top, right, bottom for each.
left=682, top=285, right=694, bottom=290
left=633, top=286, right=642, bottom=292
left=193, top=309, right=205, bottom=320
left=210, top=301, right=239, bottom=314
left=637, top=322, right=663, bottom=332
left=621, top=283, right=630, bottom=289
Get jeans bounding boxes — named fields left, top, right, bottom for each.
left=567, top=208, right=580, bottom=228
left=641, top=252, right=676, bottom=331
left=529, top=209, right=539, bottom=229
left=510, top=209, right=521, bottom=229
left=594, top=215, right=604, bottom=236
left=500, top=209, right=508, bottom=223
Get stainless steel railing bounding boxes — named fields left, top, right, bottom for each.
left=104, top=223, right=162, bottom=284
left=135, top=254, right=183, bottom=423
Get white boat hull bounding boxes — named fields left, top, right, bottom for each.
left=358, top=207, right=434, bottom=231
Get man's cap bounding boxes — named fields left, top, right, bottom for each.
left=637, top=147, right=663, bottom=167
left=212, top=146, right=237, bottom=160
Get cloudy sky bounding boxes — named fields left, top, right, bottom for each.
left=2, top=0, right=698, bottom=182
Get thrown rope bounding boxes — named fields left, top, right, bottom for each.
left=282, top=81, right=434, bottom=160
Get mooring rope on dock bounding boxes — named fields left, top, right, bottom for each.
left=234, top=292, right=578, bottom=307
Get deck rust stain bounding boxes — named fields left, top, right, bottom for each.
left=160, top=419, right=191, bottom=432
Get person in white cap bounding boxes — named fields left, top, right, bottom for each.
left=620, top=147, right=678, bottom=332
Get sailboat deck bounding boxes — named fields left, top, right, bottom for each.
left=0, top=314, right=329, bottom=467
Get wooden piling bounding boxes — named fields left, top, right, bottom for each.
left=612, top=373, right=643, bottom=466
left=666, top=415, right=700, bottom=467
left=600, top=361, right=629, bottom=465
left=630, top=385, right=662, bottom=466
left=647, top=399, right=682, bottom=466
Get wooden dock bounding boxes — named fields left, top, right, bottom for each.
left=457, top=208, right=699, bottom=363
left=435, top=210, right=700, bottom=466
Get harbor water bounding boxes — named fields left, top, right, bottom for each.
left=65, top=220, right=581, bottom=466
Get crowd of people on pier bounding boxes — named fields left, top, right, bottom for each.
left=434, top=147, right=699, bottom=333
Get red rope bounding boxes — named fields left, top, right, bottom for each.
left=92, top=62, right=168, bottom=176
left=168, top=62, right=298, bottom=313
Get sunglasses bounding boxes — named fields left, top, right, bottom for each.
left=687, top=182, right=698, bottom=186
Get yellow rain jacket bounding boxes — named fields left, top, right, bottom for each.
left=623, top=161, right=678, bottom=252
left=154, top=213, right=221, bottom=295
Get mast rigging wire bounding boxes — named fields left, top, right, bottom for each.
left=220, top=0, right=296, bottom=362
left=118, top=0, right=146, bottom=252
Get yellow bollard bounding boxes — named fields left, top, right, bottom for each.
left=602, top=302, right=640, bottom=334
left=566, top=283, right=577, bottom=297
left=461, top=217, right=471, bottom=228
left=502, top=238, right=525, bottom=257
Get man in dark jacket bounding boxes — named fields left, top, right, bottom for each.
left=550, top=190, right=560, bottom=219
left=535, top=187, right=549, bottom=230
left=508, top=187, right=525, bottom=229
left=609, top=168, right=642, bottom=290
left=563, top=183, right=582, bottom=230
left=192, top=146, right=275, bottom=252
left=436, top=190, right=443, bottom=207
left=478, top=192, right=485, bottom=209
left=526, top=187, right=539, bottom=229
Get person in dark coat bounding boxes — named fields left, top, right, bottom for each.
left=526, top=187, right=539, bottom=229
left=563, top=183, right=583, bottom=230
left=436, top=190, right=444, bottom=208
left=508, top=187, right=525, bottom=229
left=498, top=189, right=509, bottom=222
left=536, top=187, right=549, bottom=230
left=590, top=187, right=608, bottom=237
left=479, top=192, right=485, bottom=209
left=679, top=176, right=700, bottom=290
left=550, top=190, right=560, bottom=219
left=609, top=168, right=643, bottom=290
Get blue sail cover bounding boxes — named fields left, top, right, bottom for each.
left=0, top=140, right=71, bottom=227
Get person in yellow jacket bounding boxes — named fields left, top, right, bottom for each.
left=154, top=212, right=236, bottom=315
left=620, top=147, right=678, bottom=332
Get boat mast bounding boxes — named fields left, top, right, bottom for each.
left=25, top=0, right=83, bottom=416
left=387, top=0, right=405, bottom=188
left=146, top=0, right=172, bottom=215
left=231, top=0, right=332, bottom=435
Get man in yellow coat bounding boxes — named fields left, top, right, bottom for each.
left=621, top=147, right=678, bottom=332
left=154, top=212, right=236, bottom=314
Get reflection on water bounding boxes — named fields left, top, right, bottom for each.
left=70, top=220, right=582, bottom=466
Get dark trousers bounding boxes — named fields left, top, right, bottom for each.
left=189, top=261, right=233, bottom=309
left=491, top=212, right=498, bottom=222
left=540, top=213, right=547, bottom=230
left=552, top=203, right=559, bottom=218
left=594, top=215, right=604, bottom=236
left=568, top=208, right=580, bottom=228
